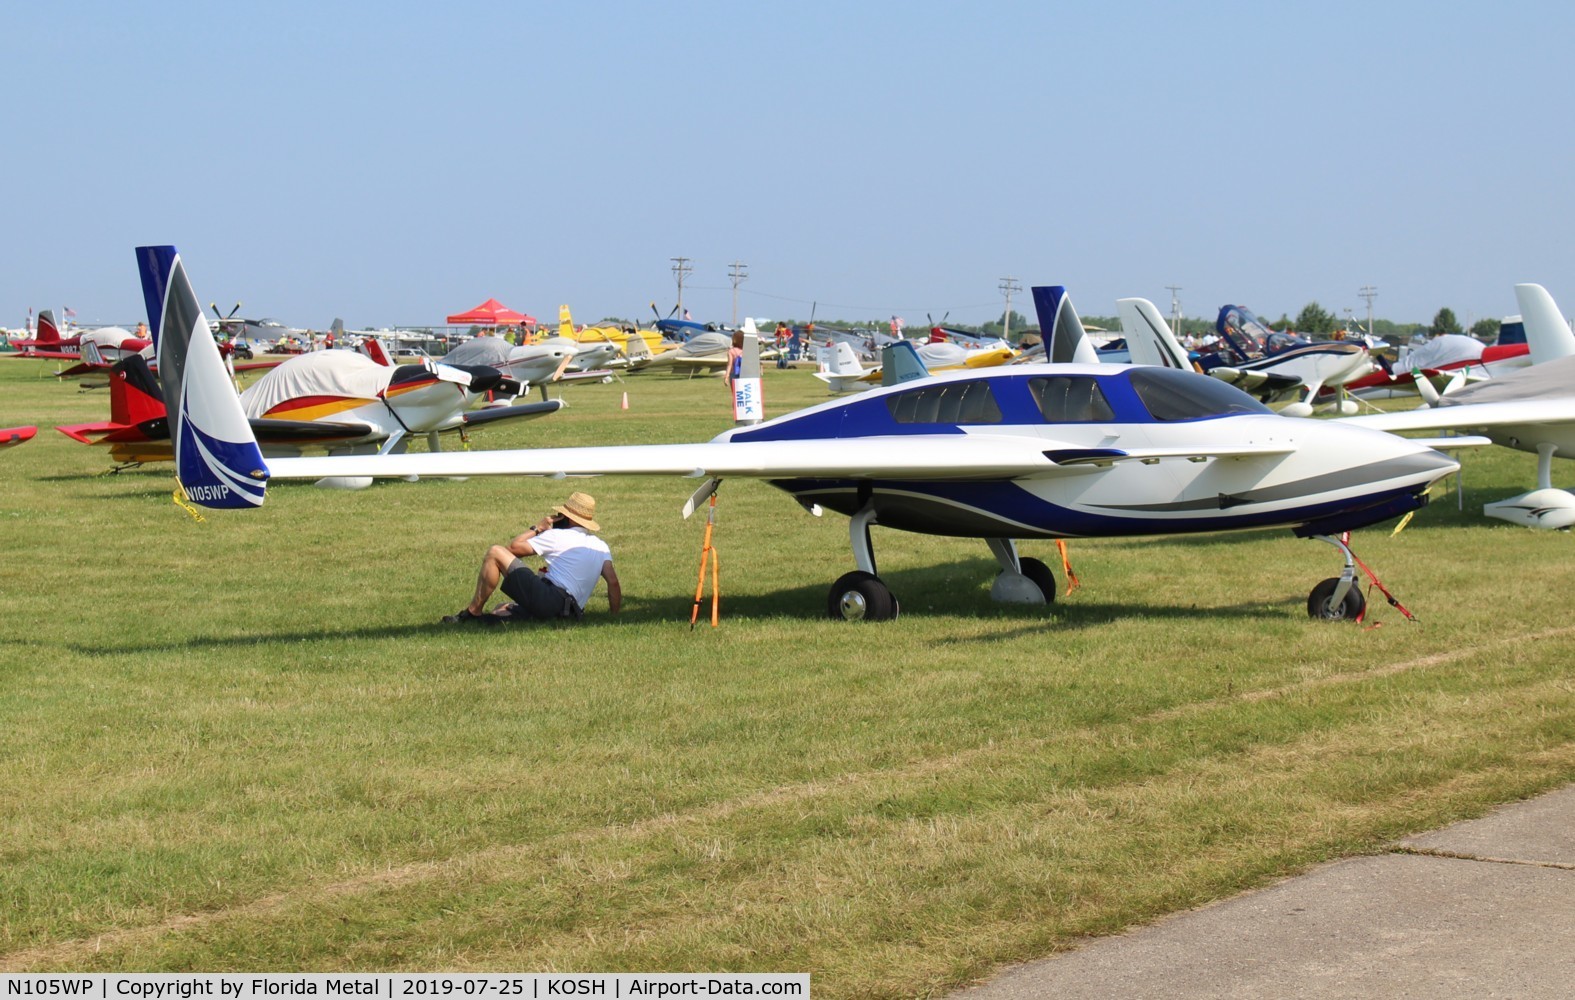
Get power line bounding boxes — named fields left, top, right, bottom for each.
left=687, top=284, right=1002, bottom=315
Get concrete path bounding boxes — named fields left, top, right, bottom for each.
left=952, top=786, right=1575, bottom=999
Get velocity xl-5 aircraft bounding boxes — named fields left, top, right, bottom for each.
left=144, top=246, right=1468, bottom=622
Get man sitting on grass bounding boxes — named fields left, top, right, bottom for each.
left=443, top=491, right=621, bottom=626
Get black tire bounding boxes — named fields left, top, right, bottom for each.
left=1307, top=577, right=1366, bottom=621
left=1018, top=557, right=1057, bottom=603
left=827, top=571, right=898, bottom=622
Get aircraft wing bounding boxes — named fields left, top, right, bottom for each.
left=1207, top=367, right=1302, bottom=397
left=2, top=425, right=38, bottom=448
left=553, top=368, right=615, bottom=383
left=261, top=434, right=1303, bottom=484
left=8, top=348, right=81, bottom=361
left=250, top=418, right=381, bottom=444
left=461, top=399, right=567, bottom=427
left=1340, top=399, right=1575, bottom=435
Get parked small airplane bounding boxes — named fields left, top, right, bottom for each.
left=7, top=309, right=150, bottom=362
left=1339, top=284, right=1575, bottom=529
left=650, top=303, right=718, bottom=342
left=147, top=245, right=1467, bottom=623
left=1186, top=305, right=1374, bottom=416
left=813, top=337, right=1014, bottom=392
left=813, top=341, right=879, bottom=393
left=625, top=329, right=735, bottom=375
left=58, top=346, right=564, bottom=477
left=544, top=305, right=621, bottom=372
left=436, top=312, right=618, bottom=399
left=1341, top=284, right=1572, bottom=399
left=207, top=302, right=309, bottom=350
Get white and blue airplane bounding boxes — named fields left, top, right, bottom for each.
left=143, top=248, right=1469, bottom=623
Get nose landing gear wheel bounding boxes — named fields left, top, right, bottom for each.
left=1308, top=577, right=1365, bottom=621
left=828, top=571, right=898, bottom=621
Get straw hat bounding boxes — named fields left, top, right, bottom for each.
left=553, top=491, right=601, bottom=532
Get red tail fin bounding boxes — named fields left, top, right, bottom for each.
left=109, top=356, right=167, bottom=428
left=360, top=337, right=393, bottom=366
left=36, top=310, right=60, bottom=345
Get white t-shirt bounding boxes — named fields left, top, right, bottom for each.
left=529, top=526, right=613, bottom=609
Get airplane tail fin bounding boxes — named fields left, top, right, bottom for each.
left=823, top=341, right=863, bottom=376
left=1031, top=286, right=1100, bottom=364
left=1118, top=297, right=1194, bottom=369
left=330, top=318, right=345, bottom=339
left=36, top=310, right=60, bottom=345
left=359, top=337, right=394, bottom=366
left=624, top=330, right=654, bottom=362
left=137, top=245, right=269, bottom=508
left=558, top=304, right=574, bottom=340
left=110, top=355, right=168, bottom=427
left=881, top=340, right=931, bottom=386
left=1512, top=284, right=1575, bottom=366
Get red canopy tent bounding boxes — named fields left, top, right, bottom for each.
left=446, top=298, right=537, bottom=328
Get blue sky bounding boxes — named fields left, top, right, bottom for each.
left=5, top=1, right=1572, bottom=331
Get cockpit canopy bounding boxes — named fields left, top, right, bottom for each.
left=880, top=368, right=1271, bottom=428
left=1216, top=305, right=1313, bottom=361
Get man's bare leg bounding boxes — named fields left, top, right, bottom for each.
left=467, top=546, right=516, bottom=615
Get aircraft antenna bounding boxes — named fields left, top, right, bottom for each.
left=998, top=276, right=1021, bottom=343
left=1165, top=285, right=1183, bottom=336
left=671, top=257, right=694, bottom=320
left=728, top=261, right=749, bottom=327
left=1359, top=285, right=1378, bottom=339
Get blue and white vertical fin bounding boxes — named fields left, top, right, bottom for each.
left=1031, top=286, right=1100, bottom=365
left=136, top=245, right=269, bottom=508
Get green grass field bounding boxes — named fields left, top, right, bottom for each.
left=2, top=356, right=1573, bottom=995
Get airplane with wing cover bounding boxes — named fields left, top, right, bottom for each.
left=146, top=248, right=1466, bottom=622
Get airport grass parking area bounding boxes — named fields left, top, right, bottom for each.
left=2, top=357, right=1573, bottom=996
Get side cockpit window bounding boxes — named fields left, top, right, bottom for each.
left=1028, top=376, right=1116, bottom=423
left=1128, top=367, right=1272, bottom=421
left=885, top=380, right=1003, bottom=424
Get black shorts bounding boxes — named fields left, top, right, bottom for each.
left=500, top=561, right=581, bottom=620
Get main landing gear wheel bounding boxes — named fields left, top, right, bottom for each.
left=828, top=571, right=899, bottom=622
left=1018, top=557, right=1057, bottom=603
left=1307, top=577, right=1366, bottom=621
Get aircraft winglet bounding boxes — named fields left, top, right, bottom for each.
left=137, top=245, right=270, bottom=509
left=1514, top=283, right=1575, bottom=366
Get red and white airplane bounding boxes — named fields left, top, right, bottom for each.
left=7, top=309, right=151, bottom=362
left=58, top=348, right=565, bottom=478
left=1337, top=285, right=1574, bottom=399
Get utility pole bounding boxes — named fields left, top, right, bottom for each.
left=728, top=261, right=749, bottom=327
left=671, top=257, right=694, bottom=319
left=1165, top=285, right=1183, bottom=336
left=998, top=276, right=1021, bottom=342
left=1359, top=285, right=1378, bottom=340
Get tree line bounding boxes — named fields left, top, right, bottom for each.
left=956, top=302, right=1500, bottom=344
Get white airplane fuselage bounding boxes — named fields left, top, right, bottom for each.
left=721, top=364, right=1455, bottom=541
